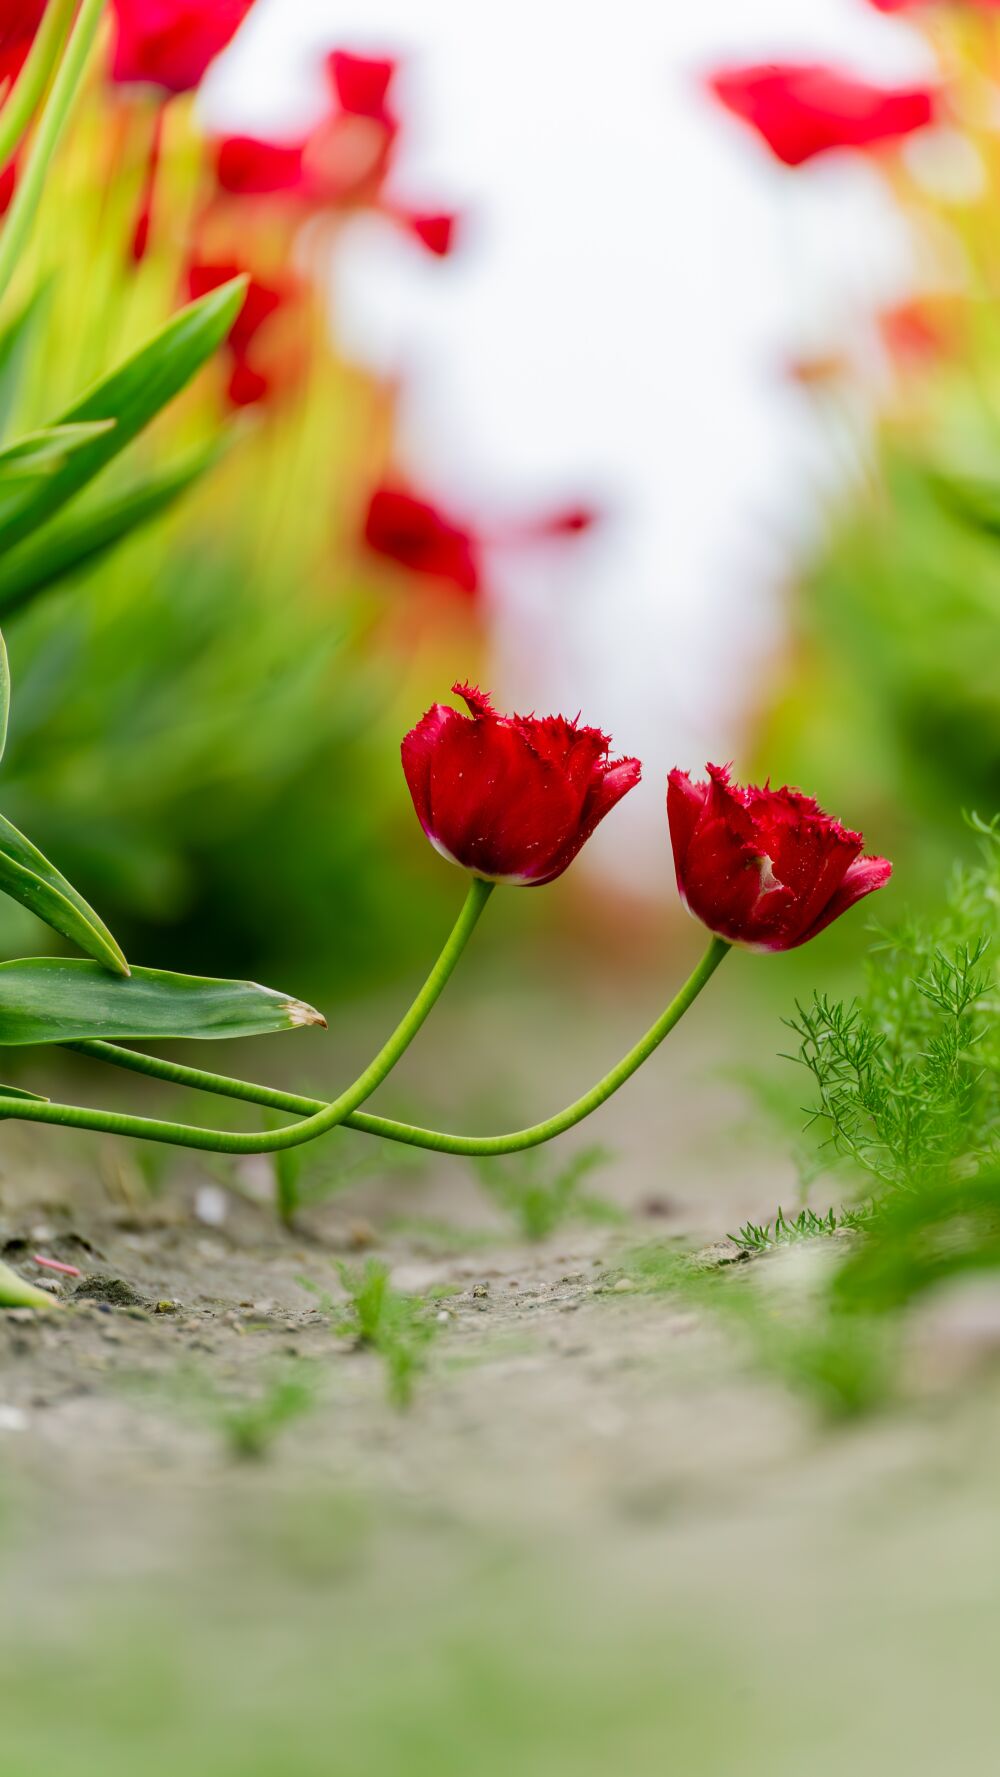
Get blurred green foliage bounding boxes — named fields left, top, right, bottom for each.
left=0, top=82, right=473, bottom=994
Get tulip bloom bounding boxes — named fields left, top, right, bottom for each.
left=186, top=259, right=302, bottom=406
left=215, top=134, right=306, bottom=197
left=0, top=0, right=44, bottom=87
left=667, top=764, right=891, bottom=950
left=402, top=684, right=642, bottom=886
left=327, top=50, right=396, bottom=123
left=212, top=50, right=459, bottom=257
left=363, top=485, right=598, bottom=594
left=707, top=62, right=936, bottom=166
left=110, top=0, right=256, bottom=94
left=364, top=485, right=481, bottom=594
left=868, top=0, right=1000, bottom=8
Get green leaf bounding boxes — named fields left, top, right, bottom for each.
left=0, top=1082, right=49, bottom=1106
left=0, top=285, right=49, bottom=438
left=0, top=812, right=129, bottom=976
left=0, top=442, right=220, bottom=616
left=0, top=627, right=9, bottom=763
left=0, top=1255, right=57, bottom=1310
left=0, top=280, right=246, bottom=555
left=925, top=469, right=1000, bottom=537
left=0, top=421, right=115, bottom=482
left=0, top=959, right=326, bottom=1045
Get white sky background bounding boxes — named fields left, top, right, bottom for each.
left=206, top=0, right=935, bottom=886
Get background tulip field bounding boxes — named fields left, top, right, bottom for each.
left=0, top=2, right=999, bottom=1775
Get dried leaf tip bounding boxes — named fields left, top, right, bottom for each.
left=286, top=999, right=327, bottom=1029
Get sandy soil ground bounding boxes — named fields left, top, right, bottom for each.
left=1, top=968, right=998, bottom=1774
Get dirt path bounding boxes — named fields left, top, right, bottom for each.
left=0, top=983, right=998, bottom=1774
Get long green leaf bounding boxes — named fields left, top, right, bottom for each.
left=926, top=469, right=1000, bottom=538
left=0, top=1082, right=48, bottom=1109
left=0, top=959, right=326, bottom=1045
left=0, top=280, right=245, bottom=554
left=0, top=442, right=219, bottom=616
left=0, top=627, right=8, bottom=763
left=0, top=0, right=106, bottom=306
left=0, top=421, right=114, bottom=481
left=0, top=285, right=49, bottom=438
left=0, top=810, right=129, bottom=975
left=0, top=1255, right=57, bottom=1310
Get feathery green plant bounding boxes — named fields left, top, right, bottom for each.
left=303, top=1260, right=439, bottom=1409
left=786, top=815, right=999, bottom=1193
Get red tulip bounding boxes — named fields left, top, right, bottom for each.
left=707, top=62, right=936, bottom=166
left=110, top=0, right=256, bottom=95
left=868, top=1, right=1000, bottom=8
left=667, top=764, right=891, bottom=950
left=879, top=296, right=960, bottom=365
left=364, top=485, right=481, bottom=594
left=402, top=684, right=642, bottom=886
left=186, top=259, right=301, bottom=406
left=211, top=49, right=460, bottom=258
left=0, top=1, right=44, bottom=87
left=0, top=158, right=17, bottom=216
left=396, top=208, right=460, bottom=258
left=326, top=50, right=397, bottom=124
left=215, top=134, right=306, bottom=197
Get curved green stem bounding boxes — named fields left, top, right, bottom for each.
left=0, top=877, right=493, bottom=1153
left=0, top=0, right=78, bottom=176
left=68, top=935, right=731, bottom=1156
left=0, top=0, right=107, bottom=307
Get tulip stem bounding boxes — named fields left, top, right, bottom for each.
left=0, top=0, right=78, bottom=177
left=0, top=0, right=107, bottom=306
left=66, top=934, right=731, bottom=1156
left=0, top=877, right=494, bottom=1154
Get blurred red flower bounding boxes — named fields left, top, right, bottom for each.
left=707, top=62, right=936, bottom=166
left=364, top=485, right=481, bottom=594
left=395, top=209, right=459, bottom=257
left=402, top=683, right=642, bottom=886
left=667, top=764, right=891, bottom=950
left=0, top=0, right=44, bottom=87
left=0, top=157, right=17, bottom=215
left=364, top=485, right=600, bottom=592
left=110, top=0, right=255, bottom=95
left=879, top=296, right=961, bottom=365
left=215, top=134, right=306, bottom=197
left=327, top=50, right=396, bottom=123
left=868, top=1, right=1000, bottom=8
left=213, top=49, right=459, bottom=256
left=186, top=258, right=302, bottom=406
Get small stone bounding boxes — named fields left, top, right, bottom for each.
left=613, top=1277, right=635, bottom=1293
left=471, top=1282, right=490, bottom=1299
left=436, top=1310, right=451, bottom=1324
left=0, top=1405, right=27, bottom=1432
left=194, top=1185, right=228, bottom=1228
left=6, top=1309, right=36, bottom=1326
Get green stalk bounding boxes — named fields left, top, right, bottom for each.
left=0, top=0, right=107, bottom=307
left=0, top=878, right=494, bottom=1154
left=68, top=935, right=730, bottom=1157
left=0, top=0, right=78, bottom=176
